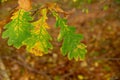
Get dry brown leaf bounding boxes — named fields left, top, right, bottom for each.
left=46, top=2, right=64, bottom=13
left=18, top=0, right=32, bottom=11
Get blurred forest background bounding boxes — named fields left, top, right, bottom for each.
left=0, top=0, right=120, bottom=80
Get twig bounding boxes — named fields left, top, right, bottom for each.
left=1, top=55, right=52, bottom=80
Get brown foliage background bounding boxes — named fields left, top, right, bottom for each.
left=0, top=0, right=120, bottom=80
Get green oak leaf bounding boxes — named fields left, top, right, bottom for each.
left=23, top=8, right=53, bottom=56
left=2, top=9, right=33, bottom=48
left=53, top=12, right=87, bottom=60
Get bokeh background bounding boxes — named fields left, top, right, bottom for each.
left=0, top=0, right=120, bottom=80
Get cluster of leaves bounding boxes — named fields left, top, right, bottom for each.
left=2, top=8, right=52, bottom=56
left=2, top=3, right=87, bottom=60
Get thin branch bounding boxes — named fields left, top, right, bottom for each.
left=1, top=55, right=52, bottom=80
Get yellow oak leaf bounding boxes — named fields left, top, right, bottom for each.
left=29, top=42, right=43, bottom=56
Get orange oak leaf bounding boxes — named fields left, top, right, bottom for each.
left=18, top=0, right=32, bottom=11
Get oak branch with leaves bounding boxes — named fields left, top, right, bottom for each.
left=1, top=0, right=87, bottom=61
